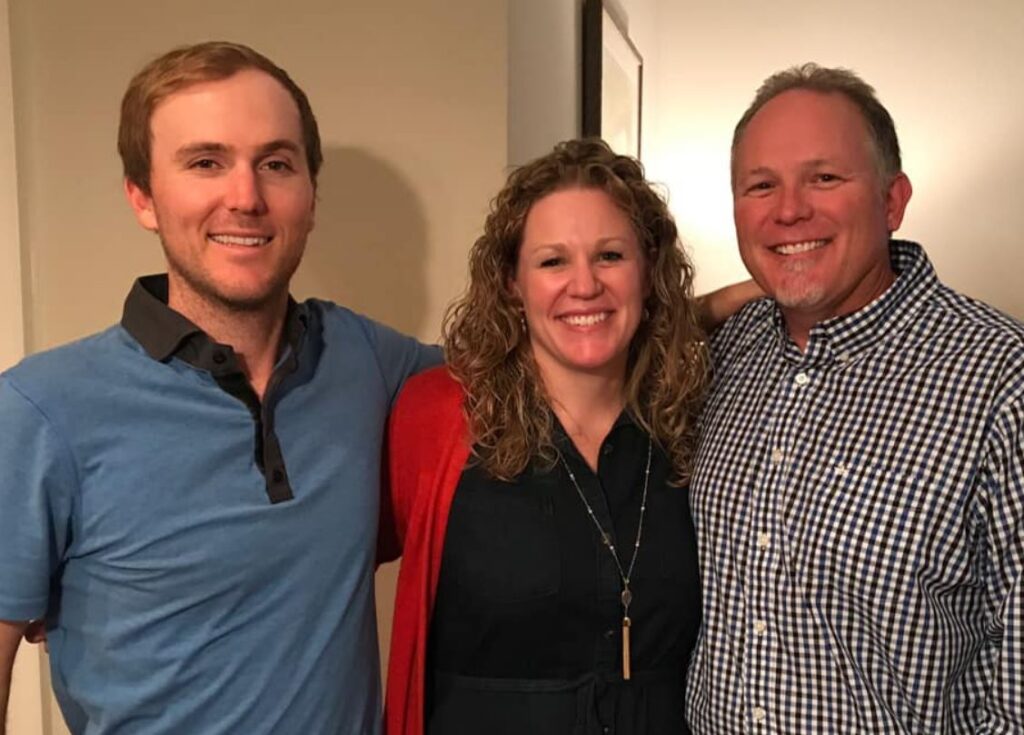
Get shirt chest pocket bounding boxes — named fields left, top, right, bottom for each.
left=444, top=487, right=562, bottom=609
left=788, top=462, right=939, bottom=606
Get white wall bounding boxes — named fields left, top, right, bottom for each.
left=644, top=0, right=1024, bottom=319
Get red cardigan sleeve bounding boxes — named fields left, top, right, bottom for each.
left=384, top=366, right=471, bottom=735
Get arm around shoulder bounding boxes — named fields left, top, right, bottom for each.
left=696, top=279, right=765, bottom=333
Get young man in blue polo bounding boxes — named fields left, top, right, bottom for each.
left=0, top=42, right=437, bottom=734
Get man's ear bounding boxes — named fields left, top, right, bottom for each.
left=885, top=172, right=913, bottom=233
left=124, top=178, right=158, bottom=232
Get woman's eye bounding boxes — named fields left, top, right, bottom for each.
left=539, top=257, right=563, bottom=268
left=599, top=251, right=624, bottom=262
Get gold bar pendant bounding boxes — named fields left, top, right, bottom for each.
left=622, top=616, right=632, bottom=680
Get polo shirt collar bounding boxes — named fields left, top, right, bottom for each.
left=770, top=240, right=938, bottom=365
left=120, top=274, right=307, bottom=366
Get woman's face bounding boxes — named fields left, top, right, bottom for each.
left=511, top=187, right=648, bottom=388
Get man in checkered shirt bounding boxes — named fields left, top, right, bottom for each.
left=686, top=63, right=1024, bottom=733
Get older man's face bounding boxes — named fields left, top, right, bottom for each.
left=732, top=89, right=911, bottom=345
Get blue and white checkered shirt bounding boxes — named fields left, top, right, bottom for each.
left=686, top=241, right=1024, bottom=733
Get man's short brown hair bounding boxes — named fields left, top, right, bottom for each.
left=118, top=41, right=323, bottom=195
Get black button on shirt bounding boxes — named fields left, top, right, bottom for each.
left=427, top=416, right=701, bottom=735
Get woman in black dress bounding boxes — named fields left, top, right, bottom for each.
left=384, top=139, right=752, bottom=735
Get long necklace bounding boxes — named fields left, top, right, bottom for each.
left=557, top=437, right=652, bottom=680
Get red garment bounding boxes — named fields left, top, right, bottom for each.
left=381, top=366, right=470, bottom=735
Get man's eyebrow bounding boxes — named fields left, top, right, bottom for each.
left=174, top=142, right=229, bottom=162
left=172, top=140, right=303, bottom=162
left=739, top=166, right=775, bottom=180
left=257, top=139, right=303, bottom=156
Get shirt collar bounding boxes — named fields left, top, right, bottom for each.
left=769, top=240, right=938, bottom=365
left=120, top=274, right=307, bottom=367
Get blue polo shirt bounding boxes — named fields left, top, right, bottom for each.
left=0, top=276, right=440, bottom=734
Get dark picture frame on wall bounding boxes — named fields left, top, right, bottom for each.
left=582, top=0, right=643, bottom=158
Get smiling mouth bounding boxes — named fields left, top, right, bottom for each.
left=771, top=238, right=829, bottom=255
left=560, top=312, right=610, bottom=327
left=208, top=234, right=272, bottom=247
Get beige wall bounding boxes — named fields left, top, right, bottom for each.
left=642, top=0, right=1024, bottom=319
left=1, top=0, right=24, bottom=369
left=6, top=1, right=507, bottom=732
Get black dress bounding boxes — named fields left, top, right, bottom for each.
left=426, top=416, right=701, bottom=734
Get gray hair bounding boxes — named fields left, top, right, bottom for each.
left=731, top=63, right=902, bottom=185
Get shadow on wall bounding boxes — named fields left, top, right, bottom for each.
left=292, top=146, right=430, bottom=337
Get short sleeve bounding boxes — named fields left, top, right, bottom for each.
left=361, top=321, right=442, bottom=407
left=0, top=377, right=77, bottom=621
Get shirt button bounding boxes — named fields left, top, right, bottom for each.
left=271, top=468, right=285, bottom=484
left=770, top=448, right=784, bottom=465
left=794, top=371, right=809, bottom=386
left=604, top=628, right=616, bottom=639
left=212, top=350, right=227, bottom=365
left=753, top=620, right=767, bottom=635
left=752, top=706, right=767, bottom=723
left=602, top=444, right=614, bottom=456
left=837, top=352, right=851, bottom=364
left=757, top=532, right=771, bottom=549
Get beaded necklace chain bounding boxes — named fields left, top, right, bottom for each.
left=557, top=437, right=652, bottom=680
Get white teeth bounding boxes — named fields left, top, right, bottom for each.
left=209, top=234, right=271, bottom=247
left=773, top=239, right=827, bottom=255
left=562, top=313, right=609, bottom=327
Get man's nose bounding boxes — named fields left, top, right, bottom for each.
left=224, top=167, right=268, bottom=215
left=773, top=184, right=812, bottom=225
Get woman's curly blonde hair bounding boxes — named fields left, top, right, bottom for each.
left=442, top=138, right=708, bottom=484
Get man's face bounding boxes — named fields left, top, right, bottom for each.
left=732, top=89, right=911, bottom=341
left=126, top=69, right=315, bottom=315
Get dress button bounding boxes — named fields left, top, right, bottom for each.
left=794, top=371, right=809, bottom=386
left=752, top=706, right=767, bottom=723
